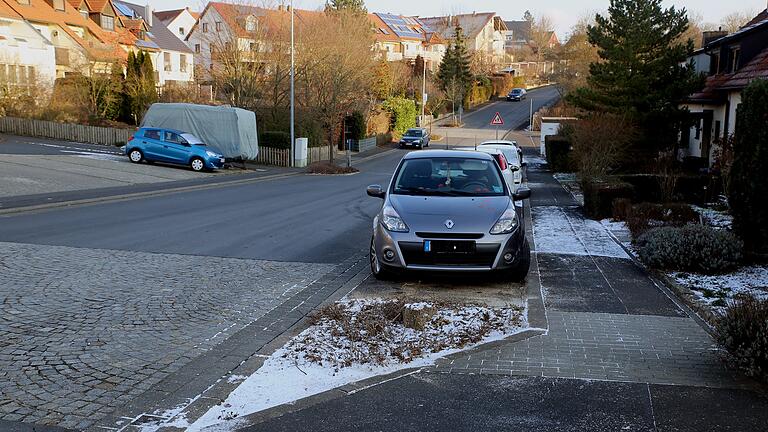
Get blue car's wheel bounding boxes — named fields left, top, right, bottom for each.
left=129, top=149, right=143, bottom=163
left=190, top=157, right=205, bottom=172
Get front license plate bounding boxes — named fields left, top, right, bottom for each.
left=425, top=240, right=476, bottom=254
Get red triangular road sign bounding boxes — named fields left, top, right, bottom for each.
left=490, top=112, right=504, bottom=126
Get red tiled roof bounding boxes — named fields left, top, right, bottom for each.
left=195, top=2, right=320, bottom=39
left=688, top=74, right=732, bottom=103
left=0, top=0, right=22, bottom=19
left=369, top=13, right=399, bottom=43
left=154, top=8, right=183, bottom=22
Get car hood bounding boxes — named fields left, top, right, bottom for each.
left=196, top=144, right=224, bottom=156
left=389, top=195, right=509, bottom=233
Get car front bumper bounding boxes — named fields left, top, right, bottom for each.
left=372, top=219, right=527, bottom=272
left=399, top=141, right=423, bottom=147
left=205, top=157, right=226, bottom=169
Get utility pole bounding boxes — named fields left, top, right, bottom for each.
left=289, top=0, right=295, bottom=167
left=420, top=58, right=426, bottom=126
left=529, top=98, right=534, bottom=131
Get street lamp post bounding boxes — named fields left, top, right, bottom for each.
left=289, top=0, right=295, bottom=167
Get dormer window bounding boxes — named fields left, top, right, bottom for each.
left=16, top=0, right=30, bottom=5
left=80, top=9, right=88, bottom=20
left=101, top=15, right=114, bottom=31
left=730, top=47, right=741, bottom=72
left=245, top=16, right=257, bottom=32
left=53, top=0, right=64, bottom=11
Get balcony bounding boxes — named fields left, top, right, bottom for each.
left=385, top=51, right=403, bottom=62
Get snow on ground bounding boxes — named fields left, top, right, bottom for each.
left=692, top=205, right=733, bottom=230
left=672, top=266, right=768, bottom=311
left=533, top=206, right=630, bottom=259
left=188, top=300, right=527, bottom=431
left=553, top=173, right=584, bottom=206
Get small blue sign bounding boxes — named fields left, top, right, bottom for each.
left=424, top=240, right=431, bottom=252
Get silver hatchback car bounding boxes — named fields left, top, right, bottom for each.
left=367, top=150, right=531, bottom=281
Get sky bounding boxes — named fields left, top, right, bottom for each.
left=150, top=0, right=766, bottom=39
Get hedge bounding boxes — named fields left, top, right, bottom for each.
left=545, top=135, right=573, bottom=172
left=582, top=179, right=635, bottom=220
left=382, top=96, right=417, bottom=139
left=636, top=225, right=743, bottom=274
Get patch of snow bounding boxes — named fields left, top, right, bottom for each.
left=692, top=205, right=733, bottom=230
left=533, top=206, right=630, bottom=259
left=188, top=300, right=528, bottom=431
left=552, top=172, right=584, bottom=206
left=405, top=302, right=433, bottom=311
left=672, top=265, right=768, bottom=312
left=226, top=375, right=247, bottom=384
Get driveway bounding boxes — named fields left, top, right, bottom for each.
left=0, top=134, right=241, bottom=199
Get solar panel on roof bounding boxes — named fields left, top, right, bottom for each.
left=113, top=2, right=135, bottom=18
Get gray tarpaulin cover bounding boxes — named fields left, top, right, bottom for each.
left=141, top=103, right=259, bottom=160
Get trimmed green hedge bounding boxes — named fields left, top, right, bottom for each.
left=636, top=225, right=743, bottom=274
left=545, top=135, right=572, bottom=172
left=582, top=179, right=634, bottom=220
left=382, top=96, right=417, bottom=139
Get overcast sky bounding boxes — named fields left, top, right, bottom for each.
left=155, top=0, right=766, bottom=38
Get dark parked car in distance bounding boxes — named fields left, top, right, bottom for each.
left=399, top=128, right=430, bottom=149
left=507, top=88, right=527, bottom=101
left=123, top=128, right=225, bottom=172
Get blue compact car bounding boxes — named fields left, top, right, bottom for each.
left=123, top=128, right=225, bottom=172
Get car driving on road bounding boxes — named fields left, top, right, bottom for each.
left=399, top=128, right=430, bottom=149
left=123, top=128, right=225, bottom=172
left=507, top=88, right=527, bottom=101
left=367, top=150, right=531, bottom=282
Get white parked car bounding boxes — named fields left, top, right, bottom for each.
left=476, top=143, right=523, bottom=192
left=457, top=146, right=522, bottom=193
left=479, top=140, right=523, bottom=166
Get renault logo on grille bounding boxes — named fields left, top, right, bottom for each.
left=444, top=219, right=455, bottom=229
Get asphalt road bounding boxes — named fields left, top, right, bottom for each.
left=460, top=85, right=561, bottom=130
left=0, top=95, right=544, bottom=265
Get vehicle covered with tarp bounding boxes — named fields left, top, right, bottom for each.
left=141, top=103, right=258, bottom=160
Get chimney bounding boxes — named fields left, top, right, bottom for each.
left=278, top=4, right=284, bottom=11
left=144, top=4, right=153, bottom=27
left=702, top=30, right=727, bottom=47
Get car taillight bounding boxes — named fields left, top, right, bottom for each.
left=495, top=154, right=507, bottom=170
left=127, top=135, right=134, bottom=141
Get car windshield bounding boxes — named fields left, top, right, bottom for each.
left=403, top=129, right=423, bottom=137
left=181, top=133, right=204, bottom=145
left=392, top=157, right=506, bottom=197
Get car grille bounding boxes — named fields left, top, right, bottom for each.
left=415, top=232, right=484, bottom=240
left=399, top=242, right=499, bottom=267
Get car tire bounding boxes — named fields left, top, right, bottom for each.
left=128, top=149, right=143, bottom=164
left=505, top=239, right=531, bottom=283
left=190, top=157, right=206, bottom=172
left=370, top=237, right=394, bottom=280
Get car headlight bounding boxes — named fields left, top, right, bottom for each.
left=490, top=203, right=519, bottom=235
left=205, top=150, right=219, bottom=158
left=381, top=205, right=409, bottom=233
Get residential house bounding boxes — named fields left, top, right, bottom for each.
left=0, top=0, right=56, bottom=89
left=504, top=19, right=530, bottom=51
left=681, top=9, right=768, bottom=165
left=420, top=12, right=508, bottom=64
left=114, top=1, right=194, bottom=86
left=155, top=7, right=198, bottom=41
left=185, top=2, right=314, bottom=81
left=369, top=12, right=445, bottom=70
left=2, top=0, right=127, bottom=79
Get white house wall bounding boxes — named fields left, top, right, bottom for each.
left=149, top=49, right=194, bottom=86
left=186, top=7, right=234, bottom=79
left=29, top=22, right=89, bottom=77
left=0, top=18, right=56, bottom=88
left=166, top=10, right=198, bottom=41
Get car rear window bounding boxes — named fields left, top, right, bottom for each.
left=392, top=157, right=506, bottom=197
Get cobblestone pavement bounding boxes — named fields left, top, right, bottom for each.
left=0, top=241, right=334, bottom=429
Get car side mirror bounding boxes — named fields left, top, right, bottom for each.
left=513, top=187, right=531, bottom=201
left=510, top=166, right=520, bottom=172
left=367, top=185, right=386, bottom=199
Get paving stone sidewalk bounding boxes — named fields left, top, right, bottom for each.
left=0, top=241, right=334, bottom=429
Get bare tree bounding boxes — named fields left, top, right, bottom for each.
left=720, top=9, right=758, bottom=33
left=554, top=15, right=598, bottom=96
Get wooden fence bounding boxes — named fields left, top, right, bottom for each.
left=255, top=145, right=332, bottom=167
left=0, top=116, right=135, bottom=146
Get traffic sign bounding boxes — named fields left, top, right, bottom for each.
left=490, top=112, right=504, bottom=126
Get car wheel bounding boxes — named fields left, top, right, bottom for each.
left=370, top=237, right=394, bottom=280
left=505, top=240, right=531, bottom=283
left=128, top=149, right=143, bottom=163
left=190, top=157, right=206, bottom=172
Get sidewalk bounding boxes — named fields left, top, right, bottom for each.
left=231, top=149, right=768, bottom=432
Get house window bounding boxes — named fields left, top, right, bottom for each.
left=194, top=44, right=200, bottom=53
left=53, top=0, right=64, bottom=10
left=179, top=27, right=185, bottom=35
left=695, top=120, right=701, bottom=140
left=101, top=15, right=114, bottom=31
left=80, top=9, right=88, bottom=20
left=215, top=21, right=222, bottom=31
left=180, top=54, right=187, bottom=72
left=250, top=42, right=259, bottom=52
left=715, top=121, right=722, bottom=143
left=16, top=0, right=30, bottom=5
left=730, top=47, right=740, bottom=72
left=202, top=22, right=208, bottom=33
left=245, top=16, right=257, bottom=32
left=164, top=52, right=171, bottom=71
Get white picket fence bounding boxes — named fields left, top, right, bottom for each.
left=255, top=145, right=331, bottom=167
left=0, top=116, right=135, bottom=146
